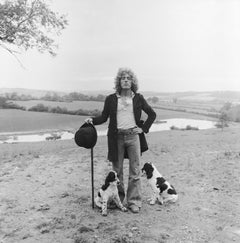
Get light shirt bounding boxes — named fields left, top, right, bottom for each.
left=117, top=95, right=136, bottom=129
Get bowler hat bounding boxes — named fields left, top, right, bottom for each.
left=74, top=123, right=97, bottom=149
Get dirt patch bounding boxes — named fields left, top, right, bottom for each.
left=0, top=125, right=240, bottom=242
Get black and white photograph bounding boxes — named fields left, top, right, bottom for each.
left=0, top=0, right=240, bottom=242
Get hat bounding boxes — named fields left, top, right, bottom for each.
left=74, top=123, right=97, bottom=149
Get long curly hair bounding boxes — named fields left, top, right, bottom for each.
left=114, top=68, right=139, bottom=94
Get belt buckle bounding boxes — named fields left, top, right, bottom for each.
left=118, top=127, right=135, bottom=135
left=126, top=128, right=133, bottom=135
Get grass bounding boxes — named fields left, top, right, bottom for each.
left=0, top=109, right=86, bottom=133
left=0, top=103, right=216, bottom=134
left=148, top=107, right=217, bottom=122
left=13, top=99, right=221, bottom=121
left=1, top=97, right=220, bottom=134
left=13, top=100, right=104, bottom=111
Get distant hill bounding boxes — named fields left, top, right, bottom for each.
left=0, top=88, right=240, bottom=102
left=0, top=88, right=67, bottom=98
left=172, top=91, right=240, bottom=102
left=144, top=91, right=240, bottom=102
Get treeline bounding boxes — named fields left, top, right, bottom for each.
left=28, top=104, right=101, bottom=116
left=2, top=92, right=106, bottom=102
left=2, top=93, right=240, bottom=122
left=153, top=101, right=240, bottom=123
left=152, top=105, right=220, bottom=119
left=0, top=96, right=101, bottom=116
left=0, top=97, right=26, bottom=110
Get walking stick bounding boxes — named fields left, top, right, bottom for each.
left=74, top=122, right=97, bottom=210
left=91, top=147, right=94, bottom=209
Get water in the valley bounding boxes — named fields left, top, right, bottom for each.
left=0, top=118, right=216, bottom=144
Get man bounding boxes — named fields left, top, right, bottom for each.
left=85, top=67, right=156, bottom=213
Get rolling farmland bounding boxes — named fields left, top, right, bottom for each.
left=13, top=100, right=105, bottom=111
left=0, top=109, right=86, bottom=134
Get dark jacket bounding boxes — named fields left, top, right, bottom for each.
left=92, top=93, right=156, bottom=162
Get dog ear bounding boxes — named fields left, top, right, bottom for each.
left=106, top=171, right=116, bottom=182
left=144, top=163, right=154, bottom=179
left=101, top=180, right=109, bottom=191
left=101, top=171, right=114, bottom=190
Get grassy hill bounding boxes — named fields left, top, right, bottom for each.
left=12, top=100, right=104, bottom=111
left=1, top=88, right=240, bottom=134
left=0, top=107, right=217, bottom=135
left=0, top=109, right=86, bottom=134
left=1, top=88, right=240, bottom=101
left=0, top=88, right=67, bottom=98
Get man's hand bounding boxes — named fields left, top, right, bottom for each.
left=133, top=127, right=143, bottom=134
left=85, top=118, right=93, bottom=124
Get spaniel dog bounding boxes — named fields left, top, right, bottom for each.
left=141, top=162, right=178, bottom=205
left=95, top=170, right=127, bottom=216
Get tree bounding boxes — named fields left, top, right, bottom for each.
left=0, top=0, right=67, bottom=58
left=172, top=97, right=178, bottom=104
left=0, top=96, right=26, bottom=109
left=28, top=103, right=48, bottom=112
left=220, top=101, right=232, bottom=112
left=217, top=111, right=229, bottom=131
left=147, top=96, right=159, bottom=104
left=0, top=96, right=8, bottom=108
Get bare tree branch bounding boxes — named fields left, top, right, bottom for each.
left=0, top=43, right=26, bottom=69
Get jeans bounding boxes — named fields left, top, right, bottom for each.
left=112, top=132, right=141, bottom=208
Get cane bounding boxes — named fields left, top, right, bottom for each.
left=91, top=147, right=94, bottom=208
left=74, top=123, right=97, bottom=210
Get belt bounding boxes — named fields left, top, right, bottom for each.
left=117, top=127, right=137, bottom=135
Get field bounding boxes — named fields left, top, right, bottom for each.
left=13, top=97, right=223, bottom=115
left=0, top=109, right=86, bottom=134
left=1, top=98, right=240, bottom=243
left=14, top=100, right=105, bottom=111
left=0, top=98, right=218, bottom=135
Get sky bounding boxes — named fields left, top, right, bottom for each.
left=1, top=0, right=240, bottom=93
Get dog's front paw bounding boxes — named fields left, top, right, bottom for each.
left=149, top=200, right=156, bottom=205
left=121, top=206, right=128, bottom=212
left=101, top=210, right=107, bottom=216
left=147, top=198, right=156, bottom=205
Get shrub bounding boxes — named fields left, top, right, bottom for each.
left=50, top=106, right=68, bottom=114
left=0, top=97, right=26, bottom=110
left=28, top=104, right=49, bottom=112
left=185, top=125, right=199, bottom=130
left=215, top=122, right=229, bottom=129
left=170, top=126, right=180, bottom=130
left=27, top=103, right=101, bottom=116
left=217, top=111, right=229, bottom=130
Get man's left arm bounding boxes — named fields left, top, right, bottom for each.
left=140, top=95, right=156, bottom=133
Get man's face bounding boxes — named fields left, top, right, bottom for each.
left=120, top=73, right=132, bottom=90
